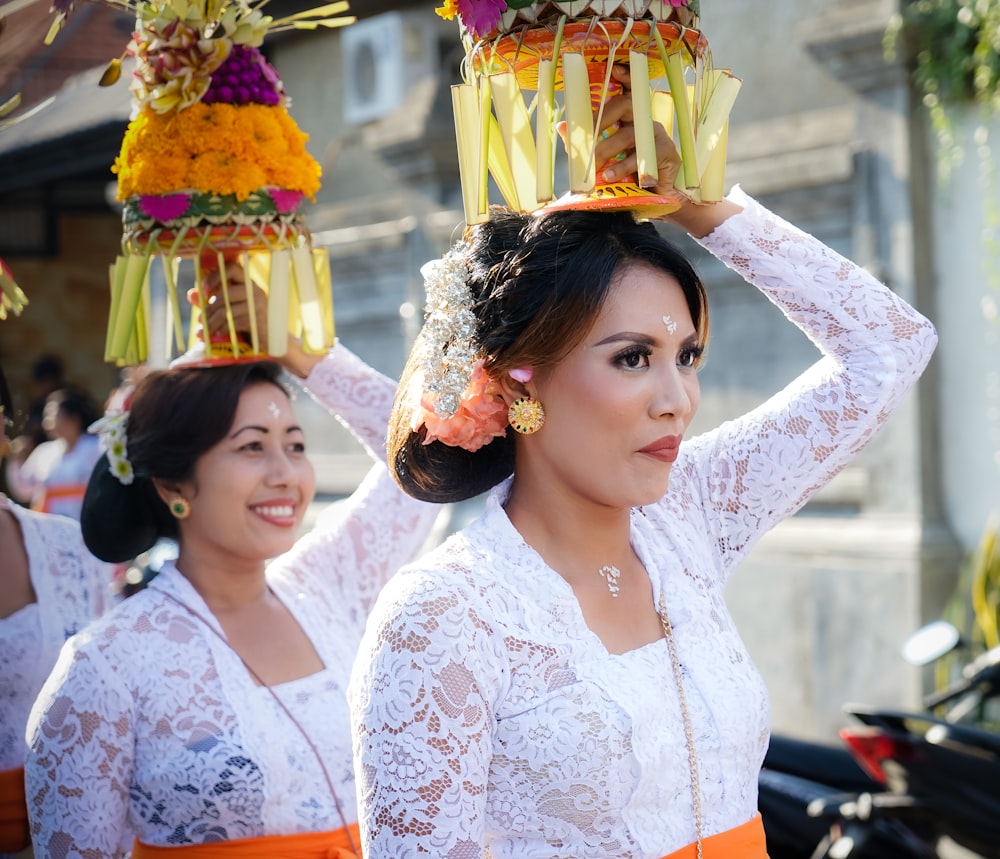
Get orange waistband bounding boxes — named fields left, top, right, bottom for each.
left=660, top=813, right=768, bottom=859
left=0, top=767, right=30, bottom=853
left=31, top=482, right=87, bottom=512
left=133, top=822, right=361, bottom=859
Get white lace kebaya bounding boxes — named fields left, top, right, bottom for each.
left=0, top=499, right=112, bottom=774
left=24, top=345, right=440, bottom=857
left=348, top=188, right=938, bottom=859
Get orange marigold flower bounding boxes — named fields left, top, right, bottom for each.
left=113, top=103, right=321, bottom=200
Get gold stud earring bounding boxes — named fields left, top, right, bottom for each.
left=170, top=497, right=191, bottom=519
left=508, top=397, right=545, bottom=435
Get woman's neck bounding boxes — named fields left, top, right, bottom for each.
left=503, top=479, right=634, bottom=588
left=173, top=550, right=269, bottom=613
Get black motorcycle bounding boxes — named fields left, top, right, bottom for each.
left=807, top=623, right=1000, bottom=859
left=759, top=732, right=927, bottom=859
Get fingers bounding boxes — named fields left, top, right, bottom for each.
left=558, top=62, right=682, bottom=188
left=596, top=123, right=637, bottom=184
left=598, top=91, right=634, bottom=129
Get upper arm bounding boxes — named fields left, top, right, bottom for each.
left=349, top=575, right=503, bottom=857
left=25, top=639, right=135, bottom=859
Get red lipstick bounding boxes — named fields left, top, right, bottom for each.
left=639, top=435, right=682, bottom=463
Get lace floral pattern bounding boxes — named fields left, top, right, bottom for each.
left=0, top=499, right=112, bottom=773
left=348, top=189, right=938, bottom=858
left=24, top=345, right=440, bottom=857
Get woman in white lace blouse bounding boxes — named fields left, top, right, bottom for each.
left=23, top=291, right=440, bottom=858
left=1, top=368, right=112, bottom=857
left=347, top=92, right=938, bottom=858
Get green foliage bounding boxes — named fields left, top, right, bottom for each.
left=887, top=0, right=1000, bottom=177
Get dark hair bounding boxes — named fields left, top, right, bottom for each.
left=32, top=354, right=64, bottom=383
left=0, top=364, right=12, bottom=428
left=45, top=387, right=100, bottom=432
left=389, top=207, right=708, bottom=503
left=81, top=361, right=287, bottom=563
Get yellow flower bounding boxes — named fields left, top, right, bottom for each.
left=435, top=0, right=460, bottom=21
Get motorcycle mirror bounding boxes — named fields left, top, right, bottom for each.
left=902, top=620, right=962, bottom=666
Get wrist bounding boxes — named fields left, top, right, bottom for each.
left=660, top=198, right=744, bottom=239
left=282, top=347, right=324, bottom=380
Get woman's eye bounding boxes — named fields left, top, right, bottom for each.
left=678, top=346, right=704, bottom=369
left=239, top=441, right=264, bottom=452
left=616, top=347, right=652, bottom=370
left=289, top=441, right=307, bottom=455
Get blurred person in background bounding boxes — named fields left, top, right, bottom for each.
left=0, top=365, right=113, bottom=858
left=6, top=357, right=67, bottom=461
left=5, top=386, right=101, bottom=520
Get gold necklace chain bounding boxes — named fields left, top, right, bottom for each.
left=658, top=593, right=705, bottom=859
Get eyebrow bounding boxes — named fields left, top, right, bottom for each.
left=594, top=331, right=657, bottom=347
left=593, top=331, right=699, bottom=347
left=230, top=425, right=304, bottom=439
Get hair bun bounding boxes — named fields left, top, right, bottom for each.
left=80, top=454, right=164, bottom=563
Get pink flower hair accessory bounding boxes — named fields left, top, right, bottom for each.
left=411, top=359, right=508, bottom=452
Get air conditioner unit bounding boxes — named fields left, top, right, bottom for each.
left=343, top=12, right=405, bottom=125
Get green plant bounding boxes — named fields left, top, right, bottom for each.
left=886, top=0, right=1000, bottom=177
left=886, top=1, right=1000, bottom=307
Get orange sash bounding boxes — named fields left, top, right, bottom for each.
left=660, top=813, right=768, bottom=859
left=31, top=483, right=87, bottom=514
left=132, top=822, right=361, bottom=858
left=0, top=767, right=30, bottom=853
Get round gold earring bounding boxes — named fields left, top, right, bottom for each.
left=508, top=397, right=545, bottom=435
left=170, top=497, right=191, bottom=519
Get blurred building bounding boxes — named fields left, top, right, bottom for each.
left=0, top=0, right=997, bottom=739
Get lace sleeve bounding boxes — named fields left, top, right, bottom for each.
left=269, top=461, right=440, bottom=621
left=271, top=344, right=440, bottom=618
left=25, top=634, right=135, bottom=859
left=349, top=569, right=505, bottom=858
left=299, top=343, right=396, bottom=463
left=680, top=187, right=938, bottom=576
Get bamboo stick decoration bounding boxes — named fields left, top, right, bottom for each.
left=490, top=71, right=539, bottom=211
left=536, top=58, right=558, bottom=204
left=629, top=50, right=658, bottom=188
left=563, top=51, right=597, bottom=194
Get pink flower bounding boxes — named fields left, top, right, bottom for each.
left=270, top=189, right=304, bottom=214
left=413, top=360, right=508, bottom=452
left=138, top=193, right=192, bottom=221
left=458, top=0, right=507, bottom=38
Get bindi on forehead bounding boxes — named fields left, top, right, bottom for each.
left=267, top=401, right=281, bottom=419
left=662, top=315, right=678, bottom=335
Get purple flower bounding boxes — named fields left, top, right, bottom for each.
left=458, top=0, right=507, bottom=38
left=138, top=193, right=192, bottom=222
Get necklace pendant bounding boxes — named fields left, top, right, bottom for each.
left=598, top=564, right=621, bottom=598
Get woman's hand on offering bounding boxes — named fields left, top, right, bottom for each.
left=193, top=263, right=323, bottom=379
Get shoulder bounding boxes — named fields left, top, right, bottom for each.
left=17, top=507, right=107, bottom=586
left=59, top=587, right=164, bottom=669
left=376, top=531, right=485, bottom=608
left=365, top=526, right=504, bottom=636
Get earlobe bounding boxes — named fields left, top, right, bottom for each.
left=152, top=477, right=185, bottom=511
